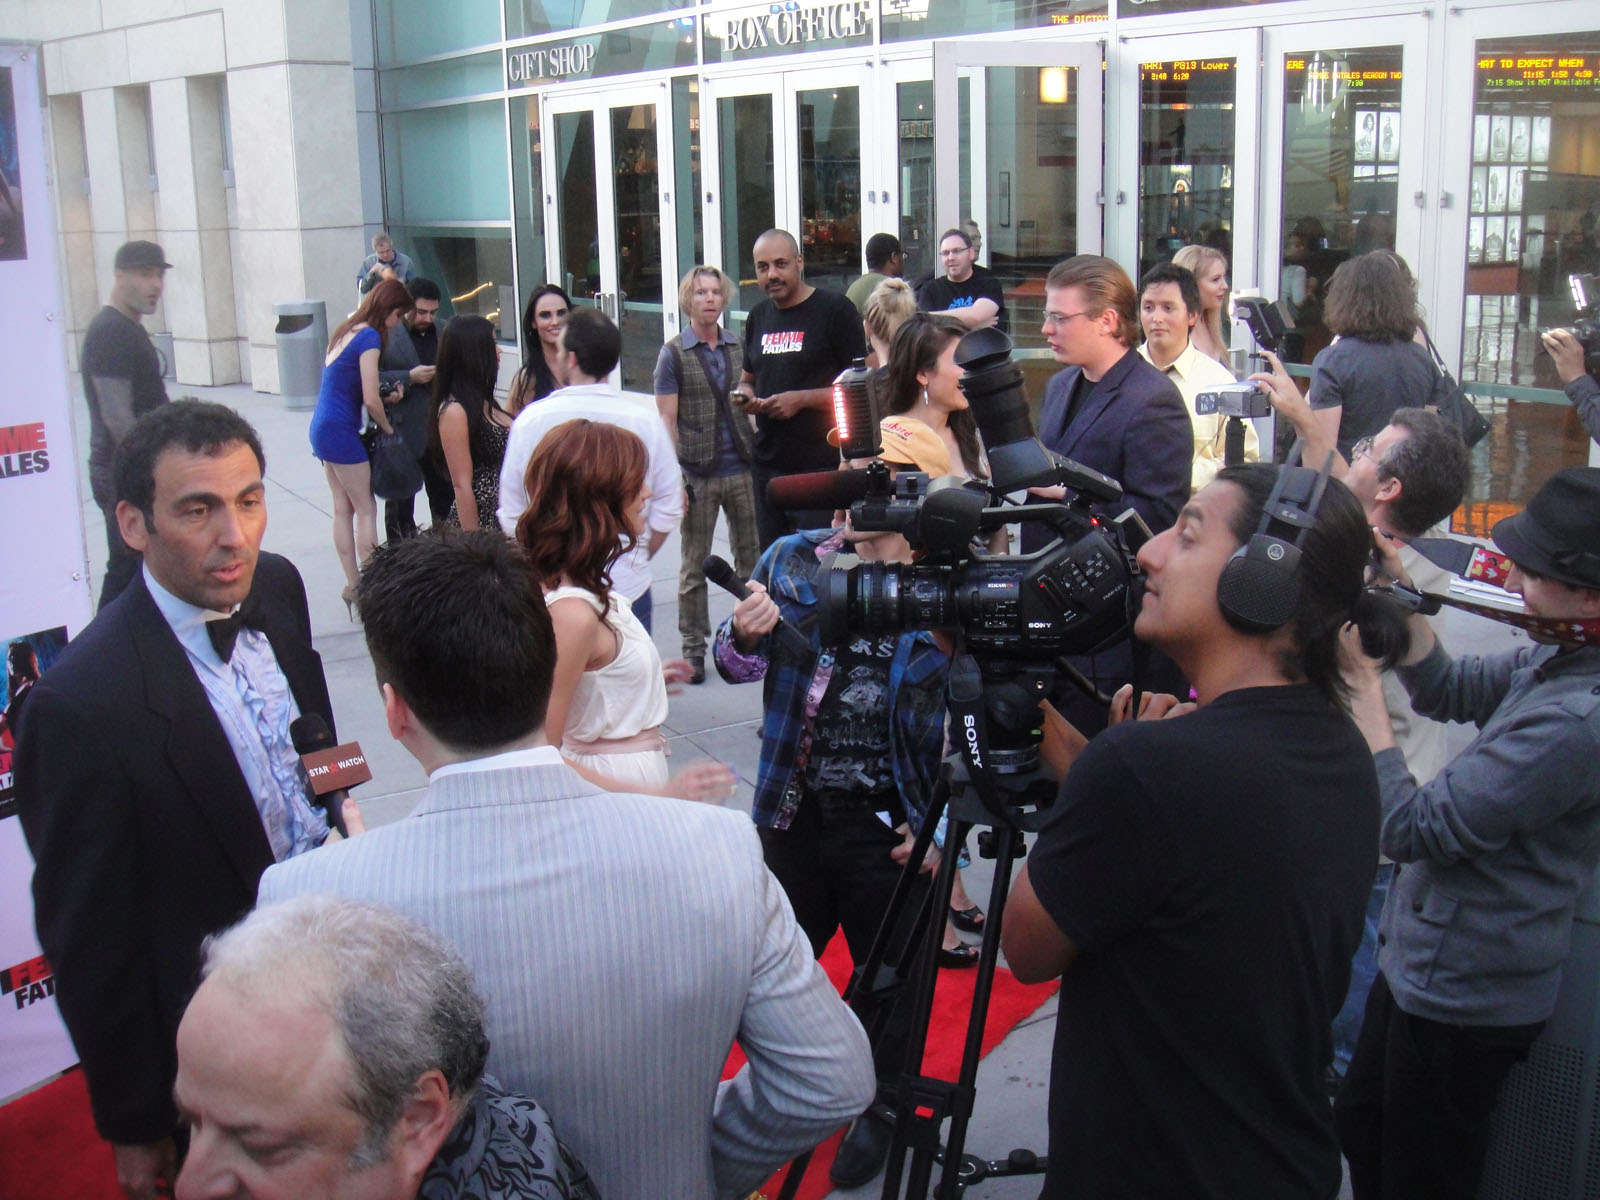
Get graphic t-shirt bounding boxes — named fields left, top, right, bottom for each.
left=804, top=632, right=897, bottom=798
left=915, top=265, right=1008, bottom=332
left=81, top=305, right=169, bottom=502
left=742, top=288, right=865, bottom=472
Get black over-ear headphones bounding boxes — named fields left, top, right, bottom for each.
left=1216, top=454, right=1334, bottom=634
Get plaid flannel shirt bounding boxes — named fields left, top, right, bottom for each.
left=713, top=529, right=950, bottom=832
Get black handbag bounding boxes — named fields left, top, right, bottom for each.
left=1423, top=331, right=1491, bottom=449
left=365, top=424, right=424, bottom=501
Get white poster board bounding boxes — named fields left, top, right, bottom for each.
left=0, top=42, right=93, bottom=1100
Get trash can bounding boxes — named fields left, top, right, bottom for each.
left=273, top=300, right=328, bottom=411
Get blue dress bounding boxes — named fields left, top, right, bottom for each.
left=308, top=326, right=381, bottom=464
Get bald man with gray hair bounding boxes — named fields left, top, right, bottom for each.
left=173, top=895, right=595, bottom=1200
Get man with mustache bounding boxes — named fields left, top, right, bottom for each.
left=15, top=400, right=337, bottom=1200
left=736, top=228, right=866, bottom=547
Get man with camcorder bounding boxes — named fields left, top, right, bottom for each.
left=713, top=418, right=956, bottom=1190
left=1003, top=462, right=1383, bottom=1199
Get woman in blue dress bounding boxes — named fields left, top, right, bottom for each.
left=308, top=278, right=411, bottom=613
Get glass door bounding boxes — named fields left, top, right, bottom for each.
left=1113, top=30, right=1262, bottom=350
left=702, top=66, right=872, bottom=326
left=1260, top=17, right=1430, bottom=369
left=543, top=83, right=678, bottom=391
left=932, top=41, right=1104, bottom=385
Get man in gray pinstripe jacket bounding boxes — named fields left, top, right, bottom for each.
left=258, top=531, right=875, bottom=1199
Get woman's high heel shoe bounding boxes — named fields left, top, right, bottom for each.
left=341, top=585, right=358, bottom=621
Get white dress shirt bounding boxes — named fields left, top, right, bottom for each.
left=497, top=381, right=684, bottom=602
left=1139, top=339, right=1261, bottom=492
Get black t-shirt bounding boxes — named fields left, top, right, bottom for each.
left=916, top=265, right=1008, bottom=332
left=742, top=288, right=865, bottom=472
left=1028, top=684, right=1378, bottom=1200
left=805, top=632, right=897, bottom=798
left=81, top=305, right=168, bottom=501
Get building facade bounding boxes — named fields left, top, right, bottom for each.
left=10, top=0, right=1599, bottom=521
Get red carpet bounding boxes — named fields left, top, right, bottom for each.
left=0, top=934, right=1056, bottom=1200
left=724, top=931, right=1059, bottom=1200
left=0, top=1067, right=119, bottom=1198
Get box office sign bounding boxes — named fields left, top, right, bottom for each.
left=704, top=1, right=874, bottom=62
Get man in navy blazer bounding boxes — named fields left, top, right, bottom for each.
left=1026, top=255, right=1194, bottom=730
left=15, top=401, right=335, bottom=1200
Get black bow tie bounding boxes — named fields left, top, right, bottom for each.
left=207, top=602, right=261, bottom=663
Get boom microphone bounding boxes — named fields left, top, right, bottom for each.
left=766, top=469, right=875, bottom=513
left=703, top=555, right=815, bottom=662
left=289, top=713, right=370, bottom=838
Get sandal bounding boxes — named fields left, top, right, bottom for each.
left=950, top=904, right=986, bottom=934
left=938, top=943, right=980, bottom=969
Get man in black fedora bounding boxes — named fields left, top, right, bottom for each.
left=1335, top=466, right=1600, bottom=1200
left=82, top=239, right=172, bottom=608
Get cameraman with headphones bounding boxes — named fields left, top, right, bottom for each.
left=1003, top=463, right=1386, bottom=1199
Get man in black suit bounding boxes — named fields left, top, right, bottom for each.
left=1027, top=254, right=1193, bottom=732
left=14, top=400, right=337, bottom=1200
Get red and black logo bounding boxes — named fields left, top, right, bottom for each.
left=0, top=423, right=50, bottom=480
left=2, top=954, right=56, bottom=1009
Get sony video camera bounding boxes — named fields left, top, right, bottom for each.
left=815, top=328, right=1148, bottom=662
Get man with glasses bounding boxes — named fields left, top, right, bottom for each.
left=1027, top=255, right=1192, bottom=733
left=916, top=228, right=1007, bottom=332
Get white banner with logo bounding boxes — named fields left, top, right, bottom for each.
left=0, top=43, right=93, bottom=1100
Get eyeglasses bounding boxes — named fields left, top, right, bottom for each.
left=1352, top=435, right=1378, bottom=463
left=1043, top=311, right=1091, bottom=329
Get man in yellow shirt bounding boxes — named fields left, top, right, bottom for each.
left=1137, top=263, right=1259, bottom=492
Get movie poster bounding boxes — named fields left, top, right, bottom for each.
left=0, top=627, right=66, bottom=819
left=0, top=67, right=23, bottom=262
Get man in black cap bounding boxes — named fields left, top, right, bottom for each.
left=1335, top=466, right=1600, bottom=1200
left=82, top=239, right=171, bottom=608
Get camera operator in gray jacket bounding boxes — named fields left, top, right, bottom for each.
left=1335, top=466, right=1600, bottom=1200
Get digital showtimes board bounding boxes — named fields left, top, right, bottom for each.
left=1475, top=52, right=1600, bottom=95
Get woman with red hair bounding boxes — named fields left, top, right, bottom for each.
left=517, top=420, right=735, bottom=802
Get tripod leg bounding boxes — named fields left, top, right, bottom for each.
left=933, top=824, right=1024, bottom=1200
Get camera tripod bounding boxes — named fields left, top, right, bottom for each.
left=773, top=653, right=1069, bottom=1199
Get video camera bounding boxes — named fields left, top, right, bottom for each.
left=1195, top=381, right=1273, bottom=420
left=813, top=328, right=1149, bottom=663
left=1541, top=272, right=1600, bottom=379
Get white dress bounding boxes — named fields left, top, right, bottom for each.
left=545, top=584, right=670, bottom=789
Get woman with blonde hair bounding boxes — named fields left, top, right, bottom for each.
left=517, top=419, right=736, bottom=802
left=1172, top=244, right=1230, bottom=363
left=309, top=277, right=411, bottom=613
left=863, top=277, right=918, bottom=365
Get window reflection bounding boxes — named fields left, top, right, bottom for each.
left=1455, top=33, right=1600, bottom=533
left=1277, top=47, right=1404, bottom=366
left=1139, top=58, right=1236, bottom=282
left=718, top=94, right=775, bottom=317
left=798, top=87, right=861, bottom=296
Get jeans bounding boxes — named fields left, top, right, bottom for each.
left=630, top=587, right=653, bottom=635
left=1332, top=862, right=1394, bottom=1076
left=1334, top=972, right=1542, bottom=1200
left=759, top=792, right=931, bottom=1081
left=679, top=471, right=760, bottom=659
left=752, top=463, right=834, bottom=552
left=97, top=500, right=141, bottom=611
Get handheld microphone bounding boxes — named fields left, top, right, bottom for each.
left=289, top=714, right=370, bottom=838
left=766, top=469, right=874, bottom=512
left=703, top=555, right=814, bottom=662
